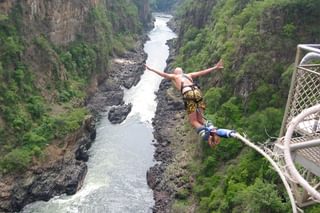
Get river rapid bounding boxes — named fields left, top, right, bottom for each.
left=22, top=14, right=176, bottom=213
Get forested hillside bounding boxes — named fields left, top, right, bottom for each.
left=171, top=0, right=320, bottom=212
left=0, top=0, right=150, bottom=174
left=150, top=0, right=183, bottom=12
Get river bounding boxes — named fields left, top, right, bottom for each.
left=22, top=14, right=176, bottom=213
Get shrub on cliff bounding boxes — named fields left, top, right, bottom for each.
left=0, top=148, right=32, bottom=173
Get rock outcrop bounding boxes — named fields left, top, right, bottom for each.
left=109, top=42, right=148, bottom=89
left=148, top=77, right=191, bottom=212
left=20, top=0, right=102, bottom=45
left=147, top=38, right=193, bottom=212
left=108, top=103, right=132, bottom=124
left=142, top=23, right=205, bottom=210
left=0, top=115, right=96, bottom=212
left=87, top=79, right=125, bottom=116
left=0, top=0, right=151, bottom=45
left=87, top=38, right=147, bottom=118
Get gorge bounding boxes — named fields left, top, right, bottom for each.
left=22, top=13, right=176, bottom=213
left=1, top=0, right=320, bottom=213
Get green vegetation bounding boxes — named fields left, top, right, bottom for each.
left=0, top=108, right=87, bottom=173
left=150, top=0, right=183, bottom=11
left=173, top=0, right=320, bottom=212
left=0, top=1, right=143, bottom=174
left=107, top=0, right=141, bottom=34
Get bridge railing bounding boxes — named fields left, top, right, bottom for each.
left=279, top=44, right=320, bottom=138
left=274, top=44, right=320, bottom=208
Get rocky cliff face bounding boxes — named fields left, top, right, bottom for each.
left=175, top=0, right=218, bottom=49
left=28, top=0, right=98, bottom=45
left=0, top=0, right=15, bottom=15
left=0, top=0, right=100, bottom=45
left=133, top=0, right=153, bottom=29
left=151, top=0, right=183, bottom=12
left=1, top=0, right=151, bottom=45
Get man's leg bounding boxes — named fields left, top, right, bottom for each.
left=188, top=111, right=203, bottom=129
left=194, top=108, right=221, bottom=148
left=186, top=101, right=220, bottom=147
left=187, top=107, right=234, bottom=147
left=188, top=112, right=216, bottom=147
left=196, top=108, right=205, bottom=125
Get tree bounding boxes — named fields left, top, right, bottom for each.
left=233, top=178, right=289, bottom=213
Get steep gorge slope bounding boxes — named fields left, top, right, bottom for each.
left=152, top=0, right=320, bottom=212
left=150, top=0, right=183, bottom=12
left=0, top=0, right=149, bottom=172
left=0, top=0, right=151, bottom=211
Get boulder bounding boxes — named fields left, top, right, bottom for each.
left=87, top=81, right=124, bottom=115
left=108, top=103, right=132, bottom=124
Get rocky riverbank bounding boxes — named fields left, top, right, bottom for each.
left=147, top=38, right=200, bottom=212
left=87, top=38, right=147, bottom=122
left=0, top=115, right=96, bottom=212
left=0, top=38, right=148, bottom=213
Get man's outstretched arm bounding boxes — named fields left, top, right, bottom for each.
left=145, top=65, right=174, bottom=80
left=189, top=59, right=224, bottom=78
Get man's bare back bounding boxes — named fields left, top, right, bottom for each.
left=145, top=59, right=223, bottom=91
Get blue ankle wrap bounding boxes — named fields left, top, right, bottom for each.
left=215, top=129, right=236, bottom=138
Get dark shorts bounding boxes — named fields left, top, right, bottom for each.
left=182, top=88, right=206, bottom=114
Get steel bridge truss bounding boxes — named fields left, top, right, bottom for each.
left=274, top=44, right=320, bottom=208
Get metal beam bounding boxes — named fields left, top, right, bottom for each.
left=298, top=44, right=320, bottom=54
left=295, top=154, right=320, bottom=177
left=290, top=139, right=320, bottom=151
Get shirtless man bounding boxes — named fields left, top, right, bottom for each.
left=145, top=59, right=224, bottom=148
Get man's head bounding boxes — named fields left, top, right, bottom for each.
left=173, top=67, right=183, bottom=74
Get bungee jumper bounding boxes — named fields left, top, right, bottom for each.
left=145, top=59, right=235, bottom=148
